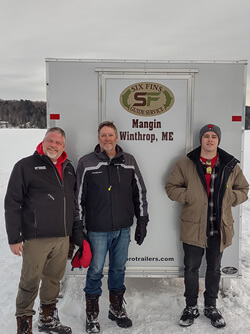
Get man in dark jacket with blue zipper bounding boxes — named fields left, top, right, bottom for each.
left=5, top=127, right=75, bottom=334
left=73, top=121, right=149, bottom=334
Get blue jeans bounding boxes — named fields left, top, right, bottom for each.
left=183, top=235, right=223, bottom=307
left=84, top=228, right=131, bottom=296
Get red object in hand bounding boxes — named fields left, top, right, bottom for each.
left=71, top=239, right=92, bottom=270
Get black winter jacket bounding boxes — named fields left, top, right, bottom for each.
left=75, top=144, right=149, bottom=232
left=5, top=152, right=76, bottom=244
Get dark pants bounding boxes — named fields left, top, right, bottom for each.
left=183, top=235, right=223, bottom=307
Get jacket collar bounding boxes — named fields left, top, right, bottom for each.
left=187, top=146, right=239, bottom=167
left=94, top=144, right=125, bottom=163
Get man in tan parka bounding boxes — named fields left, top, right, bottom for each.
left=165, top=124, right=248, bottom=329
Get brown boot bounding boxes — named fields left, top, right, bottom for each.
left=85, top=294, right=100, bottom=333
left=38, top=303, right=72, bottom=333
left=17, top=316, right=32, bottom=334
left=108, top=290, right=132, bottom=328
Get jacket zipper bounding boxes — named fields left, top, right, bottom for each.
left=49, top=159, right=69, bottom=236
left=33, top=210, right=37, bottom=237
left=61, top=163, right=68, bottom=236
left=216, top=158, right=235, bottom=245
left=107, top=161, right=114, bottom=230
left=116, top=165, right=121, bottom=183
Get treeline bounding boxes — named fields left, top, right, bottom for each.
left=0, top=99, right=250, bottom=130
left=0, top=99, right=46, bottom=128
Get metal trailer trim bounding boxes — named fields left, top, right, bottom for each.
left=238, top=62, right=248, bottom=277
left=45, top=58, right=248, bottom=65
left=103, top=266, right=184, bottom=278
left=45, top=62, right=51, bottom=128
left=95, top=68, right=199, bottom=73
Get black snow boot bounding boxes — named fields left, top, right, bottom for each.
left=17, top=316, right=32, bottom=334
left=85, top=294, right=100, bottom=333
left=38, top=303, right=72, bottom=333
left=179, top=305, right=200, bottom=327
left=108, top=290, right=132, bottom=328
left=204, top=306, right=226, bottom=328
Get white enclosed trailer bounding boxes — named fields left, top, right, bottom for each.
left=46, top=59, right=247, bottom=280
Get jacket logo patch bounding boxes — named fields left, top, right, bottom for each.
left=91, top=171, right=102, bottom=174
left=34, top=166, right=46, bottom=170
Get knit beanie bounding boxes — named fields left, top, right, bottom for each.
left=199, top=124, right=221, bottom=144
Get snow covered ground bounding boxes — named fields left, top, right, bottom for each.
left=0, top=129, right=249, bottom=333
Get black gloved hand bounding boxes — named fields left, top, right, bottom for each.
left=71, top=221, right=88, bottom=247
left=71, top=227, right=84, bottom=247
left=78, top=246, right=84, bottom=259
left=134, top=222, right=147, bottom=245
left=67, top=241, right=75, bottom=259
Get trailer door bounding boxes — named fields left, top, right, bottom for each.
left=97, top=69, right=197, bottom=277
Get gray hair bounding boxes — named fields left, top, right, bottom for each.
left=44, top=127, right=66, bottom=140
left=98, top=121, right=117, bottom=135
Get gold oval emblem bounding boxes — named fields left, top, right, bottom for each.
left=120, top=82, right=175, bottom=117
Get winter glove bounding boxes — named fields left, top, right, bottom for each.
left=134, top=222, right=147, bottom=245
left=67, top=241, right=75, bottom=259
left=71, top=220, right=88, bottom=247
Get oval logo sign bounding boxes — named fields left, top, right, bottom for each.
left=222, top=266, right=238, bottom=275
left=120, top=82, right=175, bottom=117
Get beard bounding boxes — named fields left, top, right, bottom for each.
left=46, top=150, right=59, bottom=161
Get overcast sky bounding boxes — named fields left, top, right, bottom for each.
left=1, top=0, right=250, bottom=105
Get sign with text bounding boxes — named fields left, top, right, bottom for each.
left=120, top=81, right=175, bottom=116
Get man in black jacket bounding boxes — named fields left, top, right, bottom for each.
left=72, top=121, right=149, bottom=334
left=5, top=127, right=75, bottom=334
